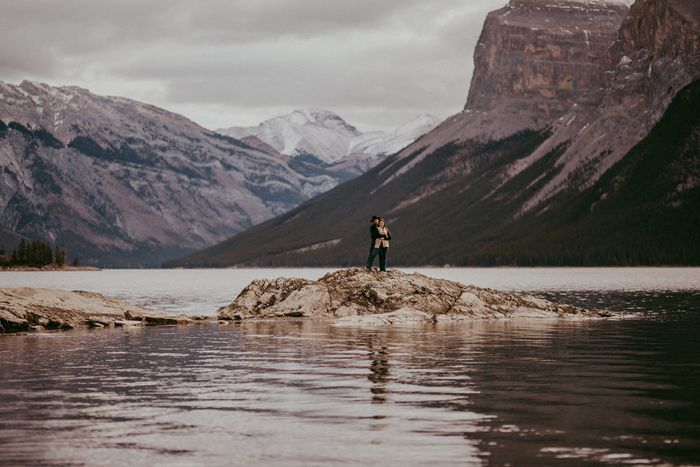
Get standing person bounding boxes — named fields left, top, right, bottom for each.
left=376, top=218, right=391, bottom=272
left=366, top=216, right=381, bottom=271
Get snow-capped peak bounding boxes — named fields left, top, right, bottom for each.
left=218, top=110, right=441, bottom=165
left=218, top=109, right=361, bottom=164
left=287, top=107, right=347, bottom=126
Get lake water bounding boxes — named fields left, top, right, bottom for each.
left=1, top=268, right=699, bottom=466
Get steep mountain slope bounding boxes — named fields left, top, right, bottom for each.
left=168, top=0, right=700, bottom=267
left=218, top=110, right=441, bottom=175
left=0, top=81, right=340, bottom=266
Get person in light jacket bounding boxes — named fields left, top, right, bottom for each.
left=375, top=218, right=391, bottom=272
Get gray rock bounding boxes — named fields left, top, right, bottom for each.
left=0, top=310, right=30, bottom=332
left=337, top=308, right=433, bottom=326
left=113, top=320, right=144, bottom=327
left=125, top=309, right=190, bottom=325
left=144, top=316, right=191, bottom=325
left=0, top=288, right=184, bottom=333
left=88, top=316, right=114, bottom=327
left=218, top=268, right=613, bottom=323
left=190, top=315, right=215, bottom=321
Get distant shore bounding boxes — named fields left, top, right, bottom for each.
left=1, top=265, right=101, bottom=272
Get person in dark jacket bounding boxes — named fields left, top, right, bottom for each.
left=375, top=218, right=391, bottom=272
left=366, top=216, right=381, bottom=271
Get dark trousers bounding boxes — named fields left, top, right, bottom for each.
left=378, top=247, right=388, bottom=271
left=366, top=247, right=379, bottom=269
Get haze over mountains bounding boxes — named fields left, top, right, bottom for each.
left=170, top=0, right=700, bottom=267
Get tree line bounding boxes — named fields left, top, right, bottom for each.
left=0, top=239, right=79, bottom=268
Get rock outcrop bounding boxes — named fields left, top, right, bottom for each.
left=0, top=288, right=201, bottom=333
left=467, top=0, right=628, bottom=117
left=217, top=268, right=613, bottom=324
left=515, top=0, right=700, bottom=212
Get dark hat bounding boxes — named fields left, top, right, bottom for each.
left=370, top=215, right=380, bottom=221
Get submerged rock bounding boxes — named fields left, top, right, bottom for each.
left=124, top=309, right=191, bottom=325
left=218, top=268, right=613, bottom=323
left=0, top=288, right=191, bottom=333
left=113, top=320, right=145, bottom=327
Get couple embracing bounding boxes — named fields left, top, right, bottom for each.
left=366, top=215, right=391, bottom=272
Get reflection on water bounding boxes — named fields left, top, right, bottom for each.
left=1, top=291, right=699, bottom=466
left=367, top=336, right=390, bottom=405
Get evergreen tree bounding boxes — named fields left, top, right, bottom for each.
left=29, top=241, right=38, bottom=266
left=31, top=242, right=35, bottom=265
left=54, top=245, right=65, bottom=266
left=43, top=243, right=53, bottom=265
left=18, top=239, right=27, bottom=263
left=7, top=240, right=65, bottom=267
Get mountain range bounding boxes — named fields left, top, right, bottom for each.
left=0, top=82, right=339, bottom=266
left=0, top=81, right=438, bottom=266
left=168, top=0, right=700, bottom=267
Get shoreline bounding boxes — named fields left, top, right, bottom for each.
left=1, top=265, right=101, bottom=272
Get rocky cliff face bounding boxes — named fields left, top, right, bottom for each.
left=467, top=0, right=628, bottom=116
left=512, top=0, right=700, bottom=213
left=388, top=0, right=700, bottom=218
left=370, top=0, right=629, bottom=187
left=170, top=0, right=700, bottom=268
left=0, top=81, right=340, bottom=265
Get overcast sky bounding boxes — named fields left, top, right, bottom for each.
left=0, top=0, right=505, bottom=131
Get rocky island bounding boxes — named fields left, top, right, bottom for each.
left=218, top=268, right=614, bottom=325
left=0, top=269, right=614, bottom=334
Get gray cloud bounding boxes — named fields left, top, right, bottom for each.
left=0, top=0, right=504, bottom=130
